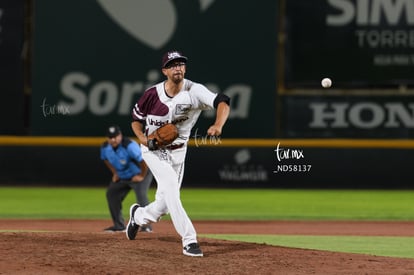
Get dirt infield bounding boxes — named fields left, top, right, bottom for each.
left=1, top=220, right=414, bottom=274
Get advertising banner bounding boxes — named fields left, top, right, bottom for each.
left=31, top=0, right=277, bottom=137
left=0, top=0, right=24, bottom=134
left=184, top=145, right=414, bottom=188
left=2, top=143, right=412, bottom=188
left=281, top=95, right=414, bottom=138
left=280, top=0, right=414, bottom=90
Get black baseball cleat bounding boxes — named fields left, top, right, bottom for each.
left=126, top=203, right=140, bottom=240
left=183, top=243, right=203, bottom=257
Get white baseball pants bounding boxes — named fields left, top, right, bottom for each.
left=133, top=145, right=198, bottom=247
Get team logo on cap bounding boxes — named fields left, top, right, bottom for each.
left=168, top=51, right=182, bottom=59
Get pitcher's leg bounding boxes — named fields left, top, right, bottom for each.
left=132, top=152, right=170, bottom=225
left=163, top=182, right=197, bottom=246
left=136, top=151, right=197, bottom=246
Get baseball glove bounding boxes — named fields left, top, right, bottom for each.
left=147, top=123, right=179, bottom=150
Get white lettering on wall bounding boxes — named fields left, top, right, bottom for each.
left=58, top=71, right=252, bottom=119
left=309, top=102, right=414, bottom=129
left=327, top=0, right=414, bottom=26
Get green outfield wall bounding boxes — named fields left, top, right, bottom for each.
left=3, top=0, right=414, bottom=138
left=27, top=0, right=414, bottom=139
left=30, top=0, right=277, bottom=137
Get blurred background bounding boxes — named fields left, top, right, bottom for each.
left=1, top=0, right=413, bottom=188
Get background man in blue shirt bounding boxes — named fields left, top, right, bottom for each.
left=101, top=125, right=153, bottom=232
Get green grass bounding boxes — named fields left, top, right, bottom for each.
left=0, top=187, right=141, bottom=219
left=203, top=235, right=414, bottom=259
left=2, top=187, right=414, bottom=259
left=1, top=187, right=414, bottom=220
left=185, top=189, right=414, bottom=220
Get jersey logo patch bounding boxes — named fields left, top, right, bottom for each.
left=175, top=104, right=191, bottom=115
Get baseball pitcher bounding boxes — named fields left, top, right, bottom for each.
left=126, top=50, right=230, bottom=257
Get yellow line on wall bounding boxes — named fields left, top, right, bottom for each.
left=1, top=136, right=414, bottom=149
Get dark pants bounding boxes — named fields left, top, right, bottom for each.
left=106, top=170, right=153, bottom=229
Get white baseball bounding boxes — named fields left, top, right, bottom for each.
left=321, top=78, right=332, bottom=88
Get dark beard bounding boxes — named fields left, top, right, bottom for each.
left=172, top=74, right=183, bottom=84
